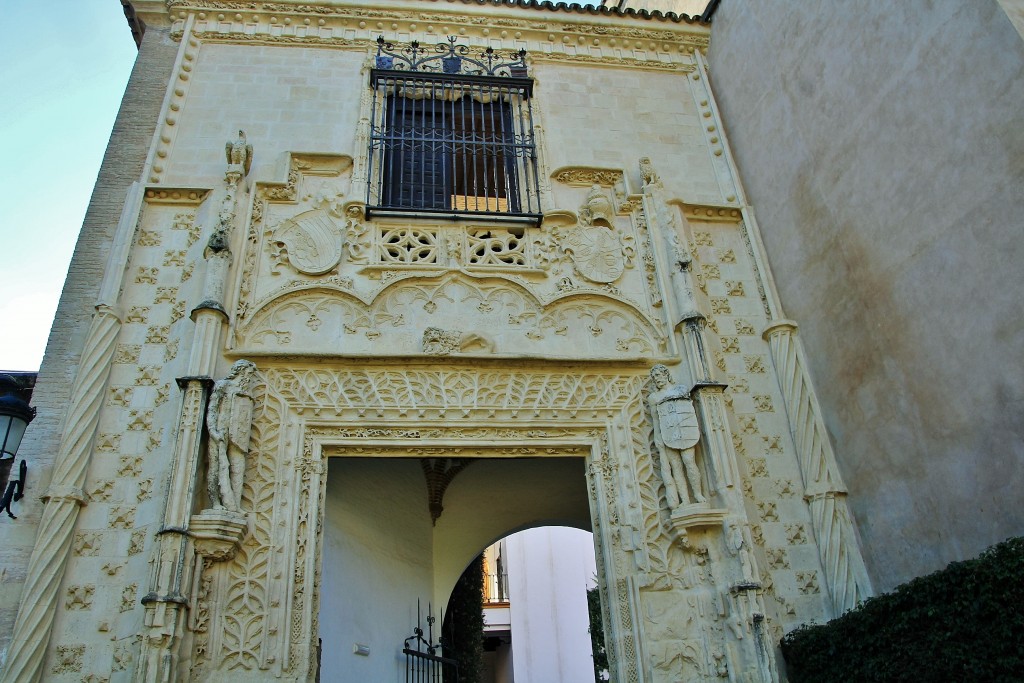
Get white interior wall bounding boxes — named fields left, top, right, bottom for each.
left=320, top=458, right=435, bottom=683
left=506, top=526, right=598, bottom=683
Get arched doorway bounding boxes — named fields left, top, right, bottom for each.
left=473, top=526, right=599, bottom=683
left=318, top=455, right=592, bottom=682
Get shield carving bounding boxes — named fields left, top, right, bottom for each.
left=656, top=397, right=701, bottom=450
left=228, top=394, right=255, bottom=450
left=272, top=209, right=344, bottom=275
left=561, top=225, right=625, bottom=284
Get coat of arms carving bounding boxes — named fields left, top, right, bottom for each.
left=555, top=185, right=634, bottom=284
left=269, top=208, right=344, bottom=275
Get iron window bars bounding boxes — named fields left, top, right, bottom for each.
left=367, top=36, right=542, bottom=225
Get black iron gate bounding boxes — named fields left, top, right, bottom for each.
left=403, top=603, right=458, bottom=683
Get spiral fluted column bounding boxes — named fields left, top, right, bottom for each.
left=0, top=306, right=121, bottom=683
left=763, top=320, right=873, bottom=615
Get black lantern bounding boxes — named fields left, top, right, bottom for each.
left=0, top=375, right=35, bottom=519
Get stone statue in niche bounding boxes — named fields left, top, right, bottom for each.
left=648, top=364, right=707, bottom=509
left=206, top=360, right=258, bottom=512
left=554, top=185, right=633, bottom=284
left=422, top=327, right=495, bottom=355
left=225, top=129, right=253, bottom=177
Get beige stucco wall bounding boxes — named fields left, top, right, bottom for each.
left=707, top=0, right=1024, bottom=591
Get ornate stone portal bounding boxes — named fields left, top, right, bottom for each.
left=0, top=9, right=874, bottom=683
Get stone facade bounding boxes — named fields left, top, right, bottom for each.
left=1, top=2, right=871, bottom=681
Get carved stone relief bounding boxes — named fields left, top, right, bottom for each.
left=553, top=185, right=636, bottom=285
left=269, top=209, right=345, bottom=276
left=237, top=271, right=663, bottom=358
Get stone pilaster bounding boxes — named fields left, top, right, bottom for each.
left=644, top=166, right=779, bottom=682
left=136, top=129, right=251, bottom=680
left=135, top=376, right=210, bottom=683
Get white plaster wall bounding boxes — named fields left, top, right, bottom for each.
left=708, top=0, right=1024, bottom=590
left=320, top=458, right=434, bottom=683
left=505, top=527, right=597, bottom=683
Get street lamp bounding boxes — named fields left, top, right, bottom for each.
left=0, top=375, right=35, bottom=519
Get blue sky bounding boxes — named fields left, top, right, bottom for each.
left=0, top=2, right=136, bottom=371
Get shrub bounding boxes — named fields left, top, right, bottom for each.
left=780, top=537, right=1024, bottom=682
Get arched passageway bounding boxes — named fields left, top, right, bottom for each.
left=318, top=455, right=592, bottom=682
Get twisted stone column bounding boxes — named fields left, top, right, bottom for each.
left=763, top=320, right=872, bottom=615
left=0, top=306, right=121, bottom=683
left=1, top=175, right=145, bottom=683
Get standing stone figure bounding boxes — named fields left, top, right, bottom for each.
left=206, top=360, right=258, bottom=512
left=648, top=364, right=707, bottom=508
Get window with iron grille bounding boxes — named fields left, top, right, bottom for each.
left=367, top=37, right=542, bottom=224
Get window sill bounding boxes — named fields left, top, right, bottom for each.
left=365, top=205, right=542, bottom=227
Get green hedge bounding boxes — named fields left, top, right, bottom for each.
left=780, top=536, right=1024, bottom=682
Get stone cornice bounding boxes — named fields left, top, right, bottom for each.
left=156, top=1, right=708, bottom=72
left=157, top=0, right=707, bottom=25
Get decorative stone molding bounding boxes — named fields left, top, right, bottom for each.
left=163, top=4, right=708, bottom=73
left=551, top=166, right=625, bottom=188
left=143, top=187, right=211, bottom=205
left=191, top=509, right=249, bottom=561
left=678, top=203, right=744, bottom=223
left=147, top=14, right=200, bottom=184
left=668, top=504, right=728, bottom=535
left=762, top=319, right=872, bottom=615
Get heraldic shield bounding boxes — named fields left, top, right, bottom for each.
left=561, top=224, right=626, bottom=284
left=656, top=397, right=701, bottom=451
left=228, top=397, right=255, bottom=450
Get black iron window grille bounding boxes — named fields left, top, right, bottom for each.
left=367, top=36, right=542, bottom=225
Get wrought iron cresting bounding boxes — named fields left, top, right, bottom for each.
left=367, top=36, right=542, bottom=224
left=373, top=35, right=529, bottom=77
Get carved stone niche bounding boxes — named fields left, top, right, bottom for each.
left=190, top=509, right=249, bottom=562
